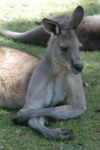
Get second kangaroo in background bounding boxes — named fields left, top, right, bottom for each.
left=11, top=6, right=86, bottom=140
left=0, top=11, right=100, bottom=51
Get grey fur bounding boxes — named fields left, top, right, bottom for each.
left=11, top=6, right=86, bottom=140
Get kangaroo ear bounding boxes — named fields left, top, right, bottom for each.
left=69, top=6, right=84, bottom=30
left=42, top=18, right=60, bottom=34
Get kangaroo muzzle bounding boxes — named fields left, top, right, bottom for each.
left=74, top=63, right=84, bottom=72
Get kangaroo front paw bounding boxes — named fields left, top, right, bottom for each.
left=12, top=109, right=29, bottom=124
left=12, top=115, right=28, bottom=124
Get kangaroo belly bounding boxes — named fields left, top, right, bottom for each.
left=43, top=72, right=67, bottom=107
left=50, top=72, right=67, bottom=106
left=0, top=47, right=39, bottom=109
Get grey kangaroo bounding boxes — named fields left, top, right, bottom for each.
left=0, top=6, right=86, bottom=140
left=12, top=6, right=86, bottom=140
left=0, top=13, right=100, bottom=51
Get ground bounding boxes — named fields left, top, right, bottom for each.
left=0, top=0, right=100, bottom=150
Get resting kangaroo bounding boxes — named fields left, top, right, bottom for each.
left=0, top=47, right=39, bottom=109
left=0, top=14, right=100, bottom=51
left=0, top=6, right=86, bottom=140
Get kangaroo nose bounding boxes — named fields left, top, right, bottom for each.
left=74, top=63, right=84, bottom=72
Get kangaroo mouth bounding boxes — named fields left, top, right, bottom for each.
left=72, top=67, right=82, bottom=74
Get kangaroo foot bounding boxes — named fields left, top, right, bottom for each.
left=43, top=128, right=74, bottom=141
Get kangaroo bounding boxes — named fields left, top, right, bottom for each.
left=9, top=6, right=86, bottom=140
left=0, top=13, right=100, bottom=51
left=0, top=47, right=39, bottom=109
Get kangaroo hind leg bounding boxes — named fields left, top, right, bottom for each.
left=28, top=117, right=74, bottom=140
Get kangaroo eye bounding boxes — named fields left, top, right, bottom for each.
left=61, top=46, right=69, bottom=51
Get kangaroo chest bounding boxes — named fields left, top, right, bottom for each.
left=25, top=71, right=67, bottom=109
left=44, top=72, right=67, bottom=107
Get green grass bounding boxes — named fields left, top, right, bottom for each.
left=0, top=0, right=100, bottom=150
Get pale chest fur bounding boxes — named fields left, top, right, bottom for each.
left=43, top=71, right=67, bottom=107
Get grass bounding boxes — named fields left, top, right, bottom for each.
left=0, top=0, right=100, bottom=150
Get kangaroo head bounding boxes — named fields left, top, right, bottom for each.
left=42, top=6, right=84, bottom=74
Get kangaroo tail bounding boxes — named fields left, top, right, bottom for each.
left=0, top=25, right=50, bottom=46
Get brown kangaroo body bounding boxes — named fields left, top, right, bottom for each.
left=0, top=15, right=100, bottom=51
left=0, top=6, right=86, bottom=140
left=0, top=47, right=39, bottom=109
